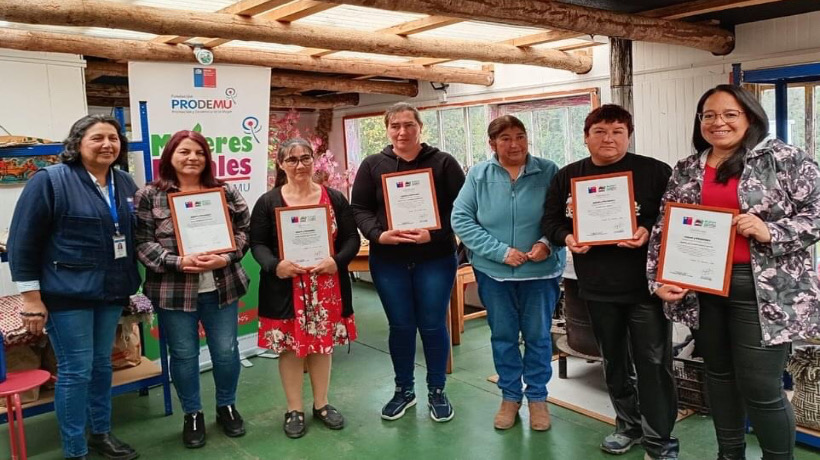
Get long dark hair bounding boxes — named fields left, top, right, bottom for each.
left=153, top=130, right=223, bottom=191
left=692, top=85, right=769, bottom=184
left=60, top=115, right=129, bottom=169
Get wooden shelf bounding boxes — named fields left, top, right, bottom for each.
left=11, top=359, right=162, bottom=412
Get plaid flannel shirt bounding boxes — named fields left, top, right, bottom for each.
left=135, top=183, right=250, bottom=312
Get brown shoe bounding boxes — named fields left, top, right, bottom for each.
left=493, top=400, right=521, bottom=430
left=528, top=401, right=551, bottom=431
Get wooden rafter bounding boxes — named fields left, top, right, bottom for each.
left=640, top=0, right=789, bottom=20
left=300, top=15, right=464, bottom=57
left=84, top=61, right=419, bottom=96
left=0, top=29, right=493, bottom=85
left=270, top=93, right=359, bottom=108
left=87, top=92, right=358, bottom=109
left=152, top=0, right=292, bottom=44
left=329, top=0, right=735, bottom=55
left=201, top=0, right=337, bottom=48
left=0, top=0, right=591, bottom=72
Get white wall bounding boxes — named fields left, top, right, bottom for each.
left=633, top=10, right=820, bottom=164
left=0, top=49, right=87, bottom=295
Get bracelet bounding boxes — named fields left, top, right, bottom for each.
left=19, top=311, right=46, bottom=318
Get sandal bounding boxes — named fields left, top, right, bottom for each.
left=283, top=410, right=306, bottom=438
left=312, top=404, right=345, bottom=430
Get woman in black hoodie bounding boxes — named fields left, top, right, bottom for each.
left=351, top=102, right=465, bottom=423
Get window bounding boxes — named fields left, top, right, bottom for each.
left=343, top=90, right=597, bottom=171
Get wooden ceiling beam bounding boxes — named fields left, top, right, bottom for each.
left=86, top=93, right=358, bottom=109
left=329, top=0, right=735, bottom=55
left=270, top=93, right=359, bottom=108
left=640, top=0, right=789, bottom=20
left=152, top=0, right=292, bottom=44
left=84, top=61, right=418, bottom=95
left=300, top=15, right=463, bottom=57
left=0, top=0, right=590, bottom=72
left=271, top=71, right=418, bottom=96
left=0, top=29, right=493, bottom=85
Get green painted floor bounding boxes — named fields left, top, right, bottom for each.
left=5, top=283, right=820, bottom=460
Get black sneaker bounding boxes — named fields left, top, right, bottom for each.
left=381, top=387, right=417, bottom=421
left=216, top=404, right=246, bottom=437
left=284, top=410, right=306, bottom=439
left=87, top=433, right=139, bottom=460
left=427, top=388, right=454, bottom=422
left=183, top=412, right=206, bottom=448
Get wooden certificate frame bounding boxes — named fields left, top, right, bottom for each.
left=275, top=204, right=334, bottom=269
left=656, top=202, right=738, bottom=297
left=168, top=187, right=236, bottom=256
left=571, top=171, right=637, bottom=246
left=381, top=168, right=441, bottom=231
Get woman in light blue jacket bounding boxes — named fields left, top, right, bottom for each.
left=451, top=115, right=564, bottom=432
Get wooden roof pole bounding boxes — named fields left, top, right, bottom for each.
left=0, top=0, right=592, bottom=72
left=0, top=29, right=493, bottom=86
left=329, top=0, right=735, bottom=55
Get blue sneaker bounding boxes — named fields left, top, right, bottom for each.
left=428, top=388, right=454, bottom=422
left=381, top=387, right=416, bottom=420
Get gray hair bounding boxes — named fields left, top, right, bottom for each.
left=60, top=114, right=129, bottom=169
left=277, top=138, right=315, bottom=163
left=383, top=102, right=423, bottom=128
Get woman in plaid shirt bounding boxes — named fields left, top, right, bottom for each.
left=135, top=130, right=250, bottom=449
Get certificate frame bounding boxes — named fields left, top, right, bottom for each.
left=656, top=202, right=738, bottom=296
left=381, top=168, right=441, bottom=231
left=275, top=204, right=335, bottom=268
left=168, top=187, right=236, bottom=256
left=571, top=171, right=637, bottom=246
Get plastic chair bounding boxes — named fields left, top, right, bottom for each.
left=0, top=369, right=51, bottom=460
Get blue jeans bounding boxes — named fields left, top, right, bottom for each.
left=45, top=305, right=124, bottom=457
left=157, top=291, right=240, bottom=414
left=369, top=253, right=457, bottom=390
left=474, top=270, right=560, bottom=402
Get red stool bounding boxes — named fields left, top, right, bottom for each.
left=0, top=369, right=51, bottom=460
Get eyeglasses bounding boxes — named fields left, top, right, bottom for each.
left=282, top=155, right=314, bottom=166
left=698, top=110, right=745, bottom=124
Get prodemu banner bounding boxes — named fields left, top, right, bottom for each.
left=128, top=62, right=270, bottom=366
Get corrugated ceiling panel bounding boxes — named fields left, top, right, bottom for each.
left=295, top=5, right=426, bottom=31
left=221, top=40, right=305, bottom=53
left=414, top=21, right=545, bottom=42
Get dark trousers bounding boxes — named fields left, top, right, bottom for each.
left=369, top=253, right=457, bottom=390
left=695, top=264, right=794, bottom=460
left=587, top=299, right=679, bottom=458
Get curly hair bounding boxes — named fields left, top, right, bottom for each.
left=60, top=115, right=129, bottom=169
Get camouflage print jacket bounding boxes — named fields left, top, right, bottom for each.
left=646, top=139, right=820, bottom=345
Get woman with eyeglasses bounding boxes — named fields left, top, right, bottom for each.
left=250, top=138, right=360, bottom=439
left=647, top=84, right=820, bottom=460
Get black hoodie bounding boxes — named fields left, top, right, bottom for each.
left=351, top=143, right=465, bottom=263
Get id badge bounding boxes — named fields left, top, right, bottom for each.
left=113, top=234, right=127, bottom=259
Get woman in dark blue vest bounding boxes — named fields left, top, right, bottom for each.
left=8, top=115, right=141, bottom=460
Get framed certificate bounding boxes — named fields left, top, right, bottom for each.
left=657, top=202, right=737, bottom=296
left=168, top=188, right=236, bottom=256
left=571, top=172, right=637, bottom=245
left=275, top=204, right=334, bottom=268
left=381, top=168, right=441, bottom=231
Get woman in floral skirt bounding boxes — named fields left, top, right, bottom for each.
left=250, top=138, right=360, bottom=439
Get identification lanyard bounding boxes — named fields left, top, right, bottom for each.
left=107, top=169, right=121, bottom=235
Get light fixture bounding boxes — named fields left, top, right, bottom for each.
left=192, top=44, right=214, bottom=66
left=430, top=82, right=449, bottom=104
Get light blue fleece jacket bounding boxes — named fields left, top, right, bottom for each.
left=451, top=154, right=565, bottom=279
